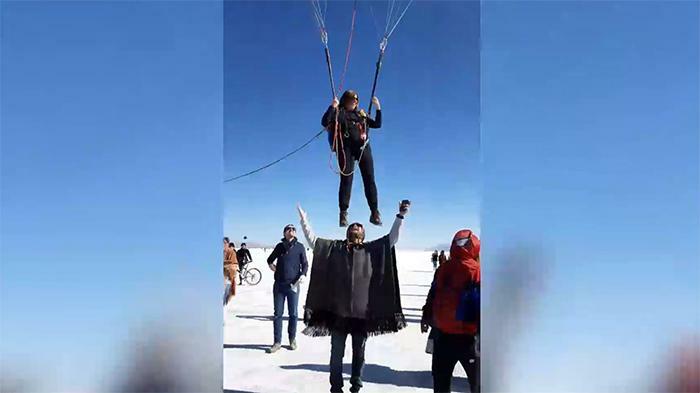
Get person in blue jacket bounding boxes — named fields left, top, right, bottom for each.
left=266, top=224, right=309, bottom=353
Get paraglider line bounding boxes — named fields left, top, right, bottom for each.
left=224, top=130, right=325, bottom=183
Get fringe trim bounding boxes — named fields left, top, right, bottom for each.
left=302, top=308, right=407, bottom=337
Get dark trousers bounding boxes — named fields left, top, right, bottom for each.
left=432, top=331, right=480, bottom=393
left=330, top=328, right=367, bottom=393
left=338, top=142, right=378, bottom=212
left=273, top=282, right=298, bottom=344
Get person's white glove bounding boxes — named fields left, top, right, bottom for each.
left=297, top=204, right=308, bottom=223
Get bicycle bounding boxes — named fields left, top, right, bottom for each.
left=238, top=260, right=262, bottom=286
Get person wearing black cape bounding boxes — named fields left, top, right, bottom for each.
left=297, top=200, right=410, bottom=393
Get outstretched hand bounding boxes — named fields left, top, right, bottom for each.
left=399, top=200, right=411, bottom=216
left=297, top=203, right=308, bottom=222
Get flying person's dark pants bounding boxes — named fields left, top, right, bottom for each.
left=272, top=282, right=298, bottom=344
left=330, top=327, right=368, bottom=393
left=432, top=330, right=480, bottom=393
left=338, top=142, right=378, bottom=213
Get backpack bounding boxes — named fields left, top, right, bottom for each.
left=455, top=281, right=480, bottom=325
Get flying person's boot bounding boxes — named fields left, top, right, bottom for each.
left=369, top=210, right=382, bottom=226
left=340, top=210, right=349, bottom=227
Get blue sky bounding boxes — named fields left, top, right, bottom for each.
left=223, top=1, right=481, bottom=250
left=481, top=2, right=698, bottom=390
left=1, top=2, right=223, bottom=391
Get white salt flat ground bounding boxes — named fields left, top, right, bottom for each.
left=223, top=248, right=469, bottom=393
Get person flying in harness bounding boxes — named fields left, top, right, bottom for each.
left=322, top=90, right=383, bottom=227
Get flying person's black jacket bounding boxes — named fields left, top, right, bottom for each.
left=322, top=106, right=382, bottom=146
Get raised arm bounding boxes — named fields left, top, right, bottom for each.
left=297, top=204, right=317, bottom=249
left=388, top=200, right=411, bottom=247
left=322, top=97, right=340, bottom=128
left=366, top=97, right=382, bottom=128
left=388, top=214, right=403, bottom=247
left=366, top=109, right=382, bottom=129
left=321, top=106, right=336, bottom=128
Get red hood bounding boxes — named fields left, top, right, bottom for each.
left=450, top=229, right=480, bottom=262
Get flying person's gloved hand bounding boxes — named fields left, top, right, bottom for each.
left=331, top=97, right=339, bottom=108
left=372, top=96, right=381, bottom=110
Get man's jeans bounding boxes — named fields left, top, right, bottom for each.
left=273, top=282, right=299, bottom=344
left=330, top=328, right=367, bottom=393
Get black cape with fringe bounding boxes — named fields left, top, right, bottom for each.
left=302, top=235, right=406, bottom=337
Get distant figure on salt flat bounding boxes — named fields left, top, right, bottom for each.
left=236, top=243, right=252, bottom=285
left=439, top=250, right=447, bottom=266
left=431, top=250, right=439, bottom=270
left=223, top=238, right=238, bottom=304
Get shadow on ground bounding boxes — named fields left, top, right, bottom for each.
left=403, top=316, right=423, bottom=324
left=223, top=343, right=269, bottom=352
left=280, top=363, right=469, bottom=390
left=401, top=293, right=428, bottom=298
left=404, top=284, right=432, bottom=288
left=236, top=314, right=302, bottom=322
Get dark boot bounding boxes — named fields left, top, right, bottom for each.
left=369, top=210, right=382, bottom=226
left=340, top=210, right=349, bottom=227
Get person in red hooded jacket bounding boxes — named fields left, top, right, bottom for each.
left=421, top=229, right=480, bottom=393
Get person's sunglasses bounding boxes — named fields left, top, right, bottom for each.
left=454, top=236, right=472, bottom=248
left=284, top=225, right=296, bottom=232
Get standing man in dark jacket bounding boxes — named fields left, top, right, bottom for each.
left=322, top=90, right=383, bottom=227
left=266, top=224, right=309, bottom=353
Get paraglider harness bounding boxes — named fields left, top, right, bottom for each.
left=222, top=1, right=412, bottom=184
left=311, top=0, right=410, bottom=176
left=325, top=37, right=386, bottom=176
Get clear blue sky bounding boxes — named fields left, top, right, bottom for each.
left=223, top=1, right=481, bottom=250
left=481, top=2, right=699, bottom=390
left=1, top=2, right=223, bottom=391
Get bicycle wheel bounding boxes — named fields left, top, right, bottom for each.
left=245, top=268, right=262, bottom=286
